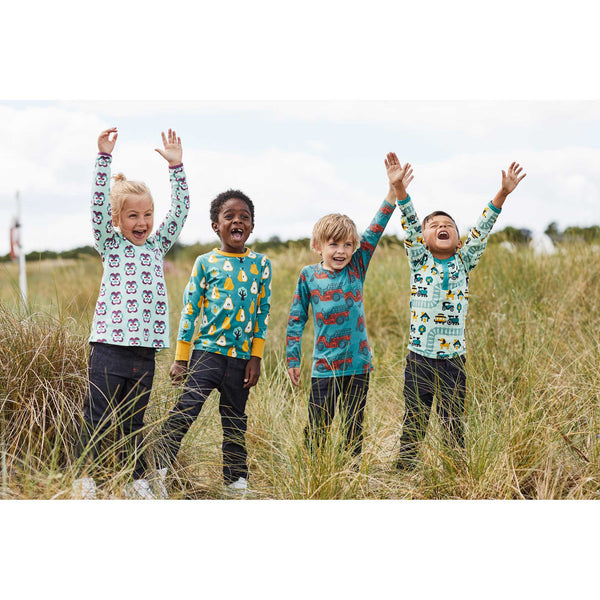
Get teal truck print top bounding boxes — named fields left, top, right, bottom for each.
left=286, top=198, right=396, bottom=378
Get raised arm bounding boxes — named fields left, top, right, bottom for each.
left=491, top=162, right=527, bottom=209
left=152, top=129, right=189, bottom=254
left=91, top=128, right=119, bottom=254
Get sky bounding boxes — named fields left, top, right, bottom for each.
left=2, top=98, right=600, bottom=255
left=2, top=0, right=600, bottom=257
left=3, top=0, right=600, bottom=594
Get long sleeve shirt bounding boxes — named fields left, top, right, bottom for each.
left=174, top=248, right=272, bottom=361
left=397, top=194, right=501, bottom=359
left=286, top=198, right=396, bottom=378
left=89, top=153, right=190, bottom=348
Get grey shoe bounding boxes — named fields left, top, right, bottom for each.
left=148, top=468, right=169, bottom=499
left=123, top=478, right=157, bottom=500
left=72, top=477, right=97, bottom=500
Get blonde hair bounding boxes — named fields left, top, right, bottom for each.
left=110, top=173, right=153, bottom=225
left=311, top=213, right=360, bottom=252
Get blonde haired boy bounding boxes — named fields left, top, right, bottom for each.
left=286, top=164, right=413, bottom=457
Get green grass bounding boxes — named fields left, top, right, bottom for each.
left=1, top=241, right=599, bottom=499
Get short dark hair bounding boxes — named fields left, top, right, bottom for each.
left=210, top=189, right=254, bottom=223
left=422, top=210, right=459, bottom=236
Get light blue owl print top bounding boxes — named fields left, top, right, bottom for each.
left=174, top=249, right=272, bottom=361
left=397, top=194, right=501, bottom=359
left=89, top=153, right=190, bottom=348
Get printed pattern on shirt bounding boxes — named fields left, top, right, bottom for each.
left=286, top=199, right=395, bottom=378
left=398, top=195, right=500, bottom=359
left=90, top=153, right=189, bottom=348
left=177, top=249, right=272, bottom=359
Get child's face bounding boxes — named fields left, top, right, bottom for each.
left=212, top=198, right=254, bottom=253
left=115, top=193, right=154, bottom=246
left=317, top=237, right=354, bottom=271
left=422, top=215, right=462, bottom=259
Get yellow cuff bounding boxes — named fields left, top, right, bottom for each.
left=250, top=337, right=265, bottom=358
left=174, top=340, right=192, bottom=362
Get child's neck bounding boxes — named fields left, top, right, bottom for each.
left=219, top=244, right=247, bottom=255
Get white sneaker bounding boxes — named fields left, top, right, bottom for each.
left=226, top=477, right=248, bottom=493
left=123, top=478, right=157, bottom=500
left=148, top=468, right=169, bottom=500
left=72, top=477, right=97, bottom=500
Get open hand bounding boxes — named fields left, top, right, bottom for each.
left=155, top=128, right=183, bottom=166
left=385, top=152, right=411, bottom=195
left=501, top=162, right=526, bottom=195
left=98, top=127, right=118, bottom=154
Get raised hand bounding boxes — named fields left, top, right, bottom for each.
left=155, top=128, right=183, bottom=166
left=385, top=152, right=411, bottom=200
left=501, top=162, right=526, bottom=195
left=98, top=127, right=118, bottom=154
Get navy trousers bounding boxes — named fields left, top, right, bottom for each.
left=159, top=350, right=250, bottom=485
left=80, top=342, right=156, bottom=479
left=397, top=351, right=466, bottom=468
left=306, top=373, right=370, bottom=456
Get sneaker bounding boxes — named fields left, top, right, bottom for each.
left=226, top=477, right=248, bottom=493
left=72, top=477, right=97, bottom=500
left=123, top=478, right=157, bottom=500
left=148, top=468, right=169, bottom=500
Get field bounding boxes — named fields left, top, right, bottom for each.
left=1, top=239, right=599, bottom=500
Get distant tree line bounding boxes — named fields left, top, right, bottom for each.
left=2, top=226, right=599, bottom=264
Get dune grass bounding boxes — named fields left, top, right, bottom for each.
left=0, top=241, right=599, bottom=499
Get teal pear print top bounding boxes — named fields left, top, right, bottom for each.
left=175, top=249, right=272, bottom=361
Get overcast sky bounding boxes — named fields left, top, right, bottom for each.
left=2, top=1, right=600, bottom=256
left=2, top=98, right=600, bottom=254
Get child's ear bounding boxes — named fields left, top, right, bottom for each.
left=456, top=239, right=464, bottom=250
left=211, top=222, right=220, bottom=236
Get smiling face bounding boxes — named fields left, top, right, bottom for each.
left=212, top=197, right=254, bottom=253
left=316, top=237, right=355, bottom=271
left=115, top=193, right=154, bottom=246
left=422, top=213, right=462, bottom=259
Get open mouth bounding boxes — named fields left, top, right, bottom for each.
left=231, top=228, right=245, bottom=241
left=133, top=230, right=147, bottom=240
left=437, top=230, right=450, bottom=240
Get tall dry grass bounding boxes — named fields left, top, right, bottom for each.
left=1, top=241, right=599, bottom=499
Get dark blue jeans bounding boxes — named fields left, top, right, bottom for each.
left=159, top=350, right=250, bottom=485
left=306, top=373, right=370, bottom=456
left=79, top=342, right=156, bottom=479
left=396, top=351, right=466, bottom=468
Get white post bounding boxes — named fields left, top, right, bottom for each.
left=15, top=191, right=28, bottom=306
